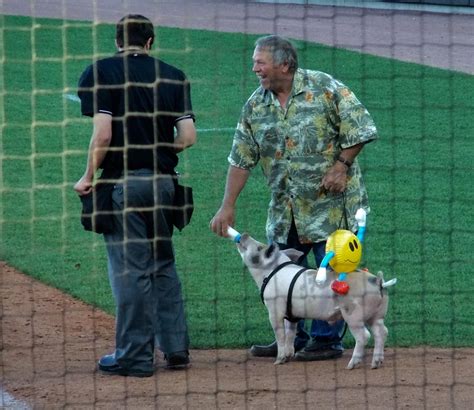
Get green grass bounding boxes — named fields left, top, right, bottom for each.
left=1, top=15, right=473, bottom=349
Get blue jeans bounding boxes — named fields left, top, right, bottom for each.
left=277, top=219, right=345, bottom=351
left=103, top=170, right=189, bottom=371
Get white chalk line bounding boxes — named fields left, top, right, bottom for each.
left=0, top=388, right=32, bottom=409
left=64, top=93, right=81, bottom=102
left=64, top=94, right=234, bottom=133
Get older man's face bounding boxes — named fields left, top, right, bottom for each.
left=252, top=48, right=286, bottom=91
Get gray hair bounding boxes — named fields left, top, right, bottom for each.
left=255, top=35, right=298, bottom=73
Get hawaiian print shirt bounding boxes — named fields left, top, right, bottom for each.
left=228, top=69, right=377, bottom=244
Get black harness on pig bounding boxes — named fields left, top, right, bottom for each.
left=260, top=261, right=310, bottom=323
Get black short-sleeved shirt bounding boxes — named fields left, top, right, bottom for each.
left=78, top=52, right=194, bottom=175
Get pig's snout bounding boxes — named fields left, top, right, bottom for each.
left=236, top=233, right=250, bottom=251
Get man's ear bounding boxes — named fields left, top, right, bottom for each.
left=145, top=37, right=153, bottom=50
left=280, top=61, right=290, bottom=74
left=281, top=248, right=304, bottom=262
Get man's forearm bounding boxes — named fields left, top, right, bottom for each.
left=221, top=165, right=250, bottom=209
left=84, top=113, right=113, bottom=179
left=84, top=137, right=109, bottom=178
left=174, top=118, right=197, bottom=152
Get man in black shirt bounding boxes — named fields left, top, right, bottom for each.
left=74, top=15, right=196, bottom=377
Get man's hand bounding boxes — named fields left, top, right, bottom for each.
left=209, top=205, right=235, bottom=237
left=74, top=175, right=93, bottom=196
left=321, top=161, right=348, bottom=193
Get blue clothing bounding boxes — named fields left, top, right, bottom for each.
left=104, top=170, right=189, bottom=369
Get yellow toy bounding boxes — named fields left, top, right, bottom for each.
left=326, top=229, right=362, bottom=273
left=316, top=208, right=367, bottom=295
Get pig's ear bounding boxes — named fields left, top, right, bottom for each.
left=281, top=248, right=304, bottom=262
left=264, top=242, right=279, bottom=259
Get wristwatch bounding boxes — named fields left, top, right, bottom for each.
left=337, top=156, right=353, bottom=168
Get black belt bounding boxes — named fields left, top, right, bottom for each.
left=121, top=168, right=154, bottom=176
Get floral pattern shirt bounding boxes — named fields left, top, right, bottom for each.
left=228, top=69, right=377, bottom=244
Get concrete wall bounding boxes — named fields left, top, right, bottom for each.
left=384, top=0, right=474, bottom=6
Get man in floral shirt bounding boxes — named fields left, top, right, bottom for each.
left=210, top=35, right=377, bottom=361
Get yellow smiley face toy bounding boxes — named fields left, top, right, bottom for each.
left=315, top=208, right=367, bottom=295
left=326, top=229, right=362, bottom=273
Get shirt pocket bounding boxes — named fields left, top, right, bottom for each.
left=299, top=117, right=339, bottom=156
left=299, top=123, right=321, bottom=154
left=254, top=126, right=285, bottom=160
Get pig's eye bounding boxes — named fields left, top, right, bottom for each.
left=257, top=245, right=264, bottom=251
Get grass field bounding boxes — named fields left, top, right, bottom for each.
left=0, top=14, right=473, bottom=349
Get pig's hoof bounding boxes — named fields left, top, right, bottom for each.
left=346, top=358, right=362, bottom=370
left=274, top=355, right=288, bottom=365
left=371, top=358, right=384, bottom=369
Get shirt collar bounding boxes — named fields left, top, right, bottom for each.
left=260, top=69, right=310, bottom=106
left=292, top=69, right=311, bottom=96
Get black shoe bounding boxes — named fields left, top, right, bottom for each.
left=304, top=336, right=343, bottom=352
left=165, top=351, right=190, bottom=370
left=249, top=340, right=306, bottom=358
left=294, top=348, right=343, bottom=361
left=98, top=354, right=154, bottom=377
left=294, top=338, right=343, bottom=362
left=249, top=341, right=278, bottom=357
